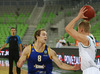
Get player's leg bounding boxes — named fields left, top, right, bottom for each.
left=9, top=55, right=13, bottom=74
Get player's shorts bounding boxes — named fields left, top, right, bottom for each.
left=83, top=67, right=100, bottom=74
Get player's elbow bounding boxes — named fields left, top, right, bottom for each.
left=65, top=27, right=70, bottom=33
left=17, top=62, right=22, bottom=68
left=17, top=60, right=25, bottom=68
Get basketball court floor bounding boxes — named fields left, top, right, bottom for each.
left=0, top=58, right=82, bottom=74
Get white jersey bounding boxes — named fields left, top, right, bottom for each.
left=59, top=39, right=66, bottom=43
left=78, top=35, right=98, bottom=71
left=56, top=42, right=62, bottom=48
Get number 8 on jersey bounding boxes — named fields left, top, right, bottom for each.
left=38, top=55, right=42, bottom=62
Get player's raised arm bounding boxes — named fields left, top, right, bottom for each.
left=65, top=7, right=89, bottom=46
left=17, top=45, right=30, bottom=68
left=49, top=48, right=80, bottom=70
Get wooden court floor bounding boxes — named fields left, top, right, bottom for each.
left=0, top=66, right=27, bottom=74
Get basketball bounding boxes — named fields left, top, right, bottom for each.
left=82, top=5, right=95, bottom=21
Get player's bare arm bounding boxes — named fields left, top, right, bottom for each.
left=65, top=7, right=89, bottom=46
left=17, top=45, right=30, bottom=68
left=49, top=48, right=80, bottom=70
left=0, top=43, right=7, bottom=51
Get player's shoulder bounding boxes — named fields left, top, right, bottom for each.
left=23, top=45, right=31, bottom=55
left=48, top=47, right=56, bottom=56
left=88, top=34, right=95, bottom=40
left=25, top=44, right=31, bottom=50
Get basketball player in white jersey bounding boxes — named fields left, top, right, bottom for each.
left=65, top=7, right=100, bottom=74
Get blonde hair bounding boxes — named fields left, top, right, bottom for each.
left=78, top=21, right=91, bottom=33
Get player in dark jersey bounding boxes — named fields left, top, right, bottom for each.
left=17, top=29, right=80, bottom=74
left=0, top=27, right=22, bottom=74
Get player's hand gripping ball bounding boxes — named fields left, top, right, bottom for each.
left=82, top=5, right=95, bottom=21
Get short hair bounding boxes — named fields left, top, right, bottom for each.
left=34, top=29, right=46, bottom=41
left=78, top=21, right=91, bottom=33
left=11, top=27, right=16, bottom=30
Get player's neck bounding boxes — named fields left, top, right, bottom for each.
left=83, top=32, right=89, bottom=35
left=34, top=41, right=45, bottom=52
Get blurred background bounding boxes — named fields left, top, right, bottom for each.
left=0, top=0, right=100, bottom=74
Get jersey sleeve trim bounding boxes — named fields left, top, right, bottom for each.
left=47, top=46, right=52, bottom=60
left=80, top=37, right=91, bottom=48
left=27, top=45, right=31, bottom=59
